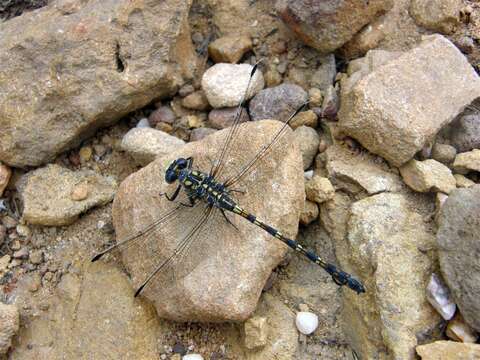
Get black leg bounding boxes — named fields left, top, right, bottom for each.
left=221, top=209, right=240, bottom=231
left=186, top=157, right=193, bottom=169
left=160, top=184, right=182, bottom=202
left=179, top=196, right=196, bottom=208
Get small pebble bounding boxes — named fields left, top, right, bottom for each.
left=136, top=118, right=150, bottom=128
left=149, top=106, right=176, bottom=126
left=304, top=170, right=314, bottom=180
left=93, top=144, right=107, bottom=157
left=29, top=250, right=43, bottom=265
left=426, top=273, right=456, bottom=320
left=39, top=301, right=50, bottom=311
left=79, top=146, right=93, bottom=163
left=11, top=239, right=21, bottom=251
left=16, top=224, right=30, bottom=238
left=3, top=215, right=17, bottom=229
left=308, top=88, right=323, bottom=107
left=295, top=311, right=319, bottom=335
left=71, top=182, right=89, bottom=201
left=28, top=273, right=42, bottom=292
left=0, top=255, right=11, bottom=272
left=208, top=35, right=252, bottom=64
left=244, top=316, right=268, bottom=349
left=446, top=312, right=478, bottom=343
left=182, top=355, right=204, bottom=360
left=182, top=91, right=210, bottom=111
left=0, top=224, right=6, bottom=246
left=173, top=342, right=187, bottom=355
left=13, top=247, right=29, bottom=259
left=179, top=84, right=195, bottom=97
left=155, top=122, right=174, bottom=133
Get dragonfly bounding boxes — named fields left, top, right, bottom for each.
left=92, top=64, right=365, bottom=297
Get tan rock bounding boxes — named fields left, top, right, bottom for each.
left=21, top=164, right=117, bottom=226
left=325, top=144, right=403, bottom=195
left=305, top=176, right=335, bottom=204
left=10, top=262, right=160, bottom=359
left=112, top=120, right=304, bottom=321
left=79, top=146, right=93, bottom=163
left=416, top=341, right=480, bottom=359
left=0, top=303, right=19, bottom=355
left=70, top=181, right=90, bottom=201
left=121, top=127, right=185, bottom=166
left=0, top=0, right=194, bottom=167
left=446, top=312, right=478, bottom=343
left=294, top=126, right=320, bottom=170
left=453, top=149, right=480, bottom=174
left=290, top=110, right=318, bottom=130
left=299, top=200, right=319, bottom=226
left=0, top=162, right=11, bottom=196
left=454, top=174, right=475, bottom=188
left=400, top=159, right=456, bottom=194
left=244, top=316, right=268, bottom=350
left=181, top=91, right=210, bottom=111
left=329, top=193, right=440, bottom=359
left=208, top=35, right=252, bottom=63
left=339, top=35, right=480, bottom=167
left=410, top=0, right=462, bottom=34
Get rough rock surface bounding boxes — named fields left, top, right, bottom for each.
left=208, top=35, right=252, bottom=64
left=330, top=193, right=440, bottom=359
left=410, top=0, right=461, bottom=34
left=201, top=63, right=264, bottom=108
left=453, top=149, right=480, bottom=174
left=277, top=0, right=393, bottom=53
left=249, top=84, right=307, bottom=122
left=0, top=0, right=195, bottom=167
left=112, top=120, right=304, bottom=321
left=431, top=143, right=457, bottom=165
left=450, top=111, right=480, bottom=152
left=0, top=303, right=19, bottom=355
left=339, top=35, right=480, bottom=167
left=325, top=144, right=403, bottom=195
left=293, top=126, right=319, bottom=170
left=121, top=127, right=185, bottom=166
left=437, top=185, right=480, bottom=332
left=10, top=262, right=160, bottom=359
left=416, top=341, right=480, bottom=360
left=20, top=164, right=117, bottom=226
left=243, top=316, right=268, bottom=350
left=305, top=175, right=335, bottom=204
left=400, top=159, right=456, bottom=194
left=0, top=162, right=11, bottom=196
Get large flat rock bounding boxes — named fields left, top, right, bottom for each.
left=0, top=0, right=195, bottom=167
left=437, top=185, right=480, bottom=332
left=111, top=120, right=304, bottom=322
left=339, top=35, right=480, bottom=167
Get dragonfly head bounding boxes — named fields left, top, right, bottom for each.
left=165, top=158, right=188, bottom=183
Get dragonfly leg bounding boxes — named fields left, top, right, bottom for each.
left=160, top=184, right=182, bottom=202
left=221, top=209, right=240, bottom=232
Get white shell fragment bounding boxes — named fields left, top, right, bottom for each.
left=183, top=354, right=204, bottom=360
left=295, top=311, right=319, bottom=335
left=426, top=273, right=456, bottom=320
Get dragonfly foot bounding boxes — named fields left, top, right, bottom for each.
left=326, top=264, right=365, bottom=294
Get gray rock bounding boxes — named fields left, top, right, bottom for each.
left=410, top=0, right=462, bottom=34
left=121, top=127, right=185, bottom=166
left=0, top=303, right=19, bottom=355
left=437, top=185, right=480, bottom=332
left=201, top=63, right=264, bottom=108
left=453, top=149, right=480, bottom=174
left=293, top=126, right=320, bottom=170
left=450, top=112, right=480, bottom=153
left=311, top=54, right=336, bottom=91
left=189, top=128, right=217, bottom=142
left=249, top=84, right=307, bottom=122
left=339, top=35, right=480, bottom=167
left=208, top=107, right=250, bottom=129
left=0, top=0, right=194, bottom=167
left=426, top=273, right=456, bottom=320
left=20, top=164, right=117, bottom=226
left=112, top=120, right=304, bottom=321
left=277, top=0, right=393, bottom=53
left=400, top=159, right=456, bottom=194
left=431, top=143, right=457, bottom=165
left=325, top=144, right=403, bottom=195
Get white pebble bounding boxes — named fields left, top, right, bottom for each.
left=136, top=118, right=150, bottom=128
left=426, top=273, right=456, bottom=320
left=183, top=355, right=204, bottom=360
left=295, top=311, right=318, bottom=335
left=304, top=170, right=314, bottom=180
left=201, top=63, right=264, bottom=108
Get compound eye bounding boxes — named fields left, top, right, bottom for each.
left=177, top=158, right=188, bottom=169
left=165, top=171, right=177, bottom=183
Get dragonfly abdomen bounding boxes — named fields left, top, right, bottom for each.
left=232, top=205, right=366, bottom=294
